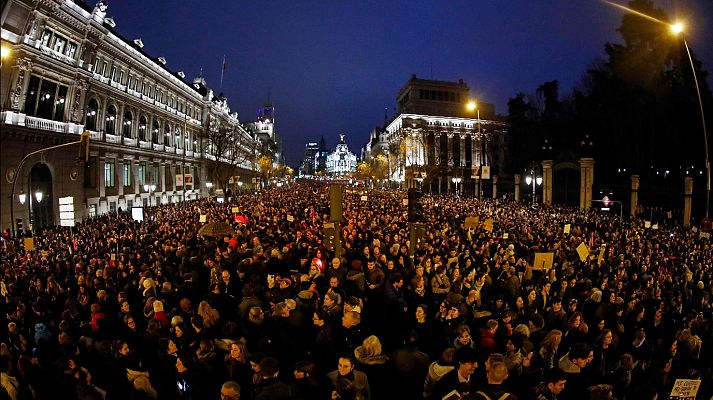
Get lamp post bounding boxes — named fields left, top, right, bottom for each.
left=466, top=101, right=484, bottom=198
left=601, top=1, right=710, bottom=216
left=451, top=177, right=462, bottom=195
left=525, top=166, right=542, bottom=205
left=670, top=23, right=710, bottom=218
left=143, top=184, right=156, bottom=206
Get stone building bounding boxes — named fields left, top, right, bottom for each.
left=0, top=0, right=259, bottom=234
left=381, top=75, right=508, bottom=194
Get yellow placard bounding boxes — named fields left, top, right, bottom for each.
left=644, top=221, right=651, bottom=228
left=199, top=214, right=207, bottom=223
left=503, top=233, right=509, bottom=239
left=24, top=237, right=34, bottom=251
left=231, top=207, right=239, bottom=213
left=533, top=252, right=554, bottom=270
left=597, top=246, right=606, bottom=266
left=576, top=242, right=589, bottom=261
left=464, top=216, right=479, bottom=229
left=564, top=224, right=571, bottom=234
left=483, top=218, right=494, bottom=232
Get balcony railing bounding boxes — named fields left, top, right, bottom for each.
left=123, top=137, right=137, bottom=146
left=139, top=141, right=152, bottom=149
left=105, top=134, right=119, bottom=144
left=153, top=144, right=164, bottom=152
left=165, top=146, right=175, bottom=153
left=2, top=111, right=85, bottom=135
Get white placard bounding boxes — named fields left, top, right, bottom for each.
left=131, top=207, right=144, bottom=222
left=670, top=379, right=701, bottom=399
left=361, top=196, right=368, bottom=201
left=403, top=199, right=408, bottom=206
left=287, top=215, right=294, bottom=222
left=644, top=221, right=651, bottom=228
left=199, top=214, right=207, bottom=223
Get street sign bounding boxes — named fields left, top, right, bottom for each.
left=602, top=196, right=612, bottom=207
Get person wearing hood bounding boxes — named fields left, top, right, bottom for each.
left=353, top=335, right=389, bottom=399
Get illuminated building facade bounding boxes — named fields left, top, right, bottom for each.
left=0, top=0, right=259, bottom=232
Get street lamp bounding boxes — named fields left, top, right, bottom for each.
left=35, top=191, right=43, bottom=203
left=525, top=168, right=542, bottom=205
left=143, top=184, right=156, bottom=206
left=18, top=191, right=26, bottom=205
left=670, top=22, right=710, bottom=218
left=0, top=43, right=10, bottom=68
left=451, top=177, right=462, bottom=195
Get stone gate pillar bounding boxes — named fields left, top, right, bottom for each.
left=514, top=174, right=521, bottom=202
left=684, top=177, right=693, bottom=227
left=492, top=176, right=498, bottom=199
left=542, top=160, right=553, bottom=205
left=579, top=158, right=594, bottom=209
left=630, top=175, right=639, bottom=218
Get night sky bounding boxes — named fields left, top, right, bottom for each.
left=103, top=1, right=713, bottom=167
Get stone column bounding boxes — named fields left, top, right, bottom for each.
left=9, top=58, right=32, bottom=112
left=514, top=174, right=521, bottom=202
left=446, top=133, right=454, bottom=167
left=684, top=177, right=693, bottom=227
left=579, top=158, right=595, bottom=209
left=434, top=133, right=441, bottom=165
left=542, top=160, right=554, bottom=205
left=471, top=135, right=477, bottom=166
left=459, top=135, right=466, bottom=167
left=492, top=175, right=498, bottom=199
left=69, top=79, right=89, bottom=129
left=630, top=175, right=639, bottom=218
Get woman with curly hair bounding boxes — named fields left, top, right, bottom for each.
left=197, top=301, right=221, bottom=332
left=539, top=329, right=562, bottom=370
left=563, top=311, right=589, bottom=351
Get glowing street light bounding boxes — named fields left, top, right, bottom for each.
left=669, top=20, right=710, bottom=217
left=35, top=191, right=43, bottom=203
left=602, top=1, right=711, bottom=217
left=18, top=191, right=26, bottom=205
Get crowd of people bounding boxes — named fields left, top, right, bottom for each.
left=0, top=183, right=711, bottom=400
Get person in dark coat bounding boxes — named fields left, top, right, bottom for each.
left=432, top=346, right=479, bottom=400
left=253, top=357, right=300, bottom=400
left=390, top=332, right=430, bottom=399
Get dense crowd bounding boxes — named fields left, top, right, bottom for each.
left=0, top=183, right=711, bottom=400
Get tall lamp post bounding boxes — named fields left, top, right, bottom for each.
left=466, top=101, right=483, bottom=198
left=143, top=184, right=156, bottom=206
left=670, top=23, right=710, bottom=218
left=601, top=0, right=711, bottom=216
left=451, top=177, right=462, bottom=195
left=525, top=166, right=542, bottom=205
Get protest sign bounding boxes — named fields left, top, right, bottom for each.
left=576, top=242, right=589, bottom=261
left=670, top=379, right=700, bottom=399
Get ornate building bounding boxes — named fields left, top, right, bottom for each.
left=381, top=75, right=508, bottom=194
left=326, top=135, right=357, bottom=176
left=245, top=102, right=284, bottom=167
left=0, top=0, right=259, bottom=233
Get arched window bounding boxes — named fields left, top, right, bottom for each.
left=122, top=111, right=133, bottom=138
left=138, top=115, right=147, bottom=141
left=164, top=124, right=171, bottom=146
left=105, top=104, right=117, bottom=135
left=152, top=119, right=160, bottom=144
left=85, top=99, right=99, bottom=130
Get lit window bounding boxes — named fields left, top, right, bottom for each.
left=104, top=159, right=115, bottom=188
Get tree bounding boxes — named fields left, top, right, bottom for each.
left=202, top=122, right=258, bottom=192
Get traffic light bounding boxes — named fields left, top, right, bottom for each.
left=77, top=131, right=90, bottom=163
left=407, top=188, right=424, bottom=222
